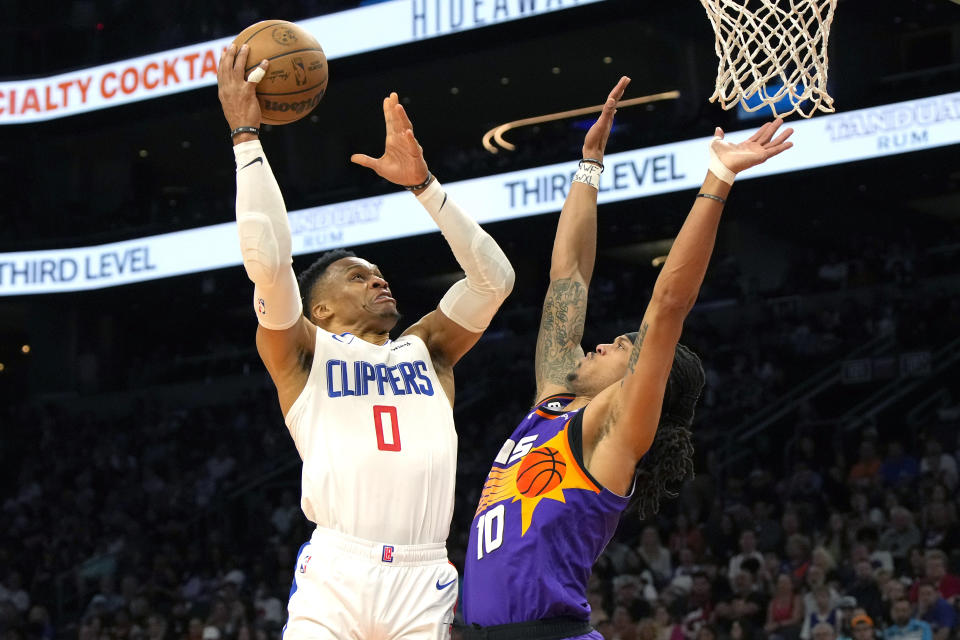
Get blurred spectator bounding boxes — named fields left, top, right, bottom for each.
left=919, top=441, right=957, bottom=491
left=804, top=566, right=840, bottom=615
left=848, top=614, right=877, bottom=640
left=638, top=527, right=673, bottom=586
left=681, top=573, right=717, bottom=639
left=0, top=571, right=29, bottom=613
left=801, top=586, right=843, bottom=640
left=920, top=502, right=960, bottom=551
left=915, top=582, right=956, bottom=640
left=812, top=621, right=838, bottom=640
left=668, top=514, right=705, bottom=560
left=882, top=598, right=932, bottom=640
left=819, top=514, right=851, bottom=564
left=653, top=603, right=685, bottom=640
left=880, top=442, right=919, bottom=488
left=879, top=507, right=922, bottom=564
left=847, top=560, right=885, bottom=623
left=730, top=530, right=765, bottom=582
left=909, top=550, right=960, bottom=604
left=765, top=574, right=804, bottom=640
left=848, top=442, right=882, bottom=489
left=717, top=567, right=767, bottom=631
left=784, top=534, right=812, bottom=581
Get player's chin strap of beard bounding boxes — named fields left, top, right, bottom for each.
left=415, top=179, right=515, bottom=333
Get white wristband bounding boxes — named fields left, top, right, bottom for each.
left=708, top=138, right=736, bottom=185
left=572, top=164, right=602, bottom=190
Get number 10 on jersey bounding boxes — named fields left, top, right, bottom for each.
left=373, top=405, right=401, bottom=452
left=476, top=504, right=504, bottom=559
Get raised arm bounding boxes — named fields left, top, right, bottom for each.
left=218, top=43, right=316, bottom=415
left=586, top=119, right=794, bottom=493
left=534, top=77, right=630, bottom=402
left=352, top=94, right=515, bottom=371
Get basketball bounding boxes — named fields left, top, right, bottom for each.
left=516, top=447, right=567, bottom=497
left=233, top=20, right=328, bottom=125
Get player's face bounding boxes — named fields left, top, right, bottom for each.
left=565, top=334, right=634, bottom=395
left=318, top=257, right=400, bottom=330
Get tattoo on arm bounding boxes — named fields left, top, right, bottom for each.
left=622, top=321, right=649, bottom=383
left=535, top=278, right=588, bottom=389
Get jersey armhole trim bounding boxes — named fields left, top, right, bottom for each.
left=567, top=409, right=636, bottom=500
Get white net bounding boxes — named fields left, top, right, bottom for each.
left=701, top=0, right=838, bottom=118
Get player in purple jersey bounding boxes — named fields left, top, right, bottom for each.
left=461, top=77, right=795, bottom=639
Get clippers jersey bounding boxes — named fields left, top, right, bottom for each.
left=284, top=328, right=457, bottom=545
left=463, top=395, right=631, bottom=626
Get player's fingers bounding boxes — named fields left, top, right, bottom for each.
left=246, top=60, right=268, bottom=86
left=350, top=153, right=379, bottom=169
left=747, top=121, right=769, bottom=143
left=714, top=127, right=724, bottom=139
left=760, top=118, right=783, bottom=144
left=402, top=129, right=423, bottom=154
left=382, top=96, right=395, bottom=135
left=219, top=45, right=235, bottom=79
left=609, top=75, right=631, bottom=104
left=394, top=103, right=415, bottom=133
left=768, top=127, right=794, bottom=148
left=764, top=141, right=794, bottom=159
left=234, top=44, right=250, bottom=74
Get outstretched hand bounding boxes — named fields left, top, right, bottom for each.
left=351, top=93, right=430, bottom=187
left=711, top=118, right=794, bottom=175
left=582, top=76, right=631, bottom=161
left=217, top=43, right=268, bottom=131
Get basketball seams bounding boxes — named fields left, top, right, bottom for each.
left=256, top=80, right=328, bottom=97
left=239, top=21, right=287, bottom=46
left=516, top=447, right=567, bottom=496
left=243, top=48, right=326, bottom=74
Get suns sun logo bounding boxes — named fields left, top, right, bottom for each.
left=475, top=426, right=599, bottom=536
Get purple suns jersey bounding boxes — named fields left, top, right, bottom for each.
left=463, top=394, right=631, bottom=625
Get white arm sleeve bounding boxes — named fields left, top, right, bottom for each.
left=416, top=179, right=515, bottom=333
left=234, top=140, right=303, bottom=330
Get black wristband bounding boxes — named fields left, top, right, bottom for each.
left=404, top=172, right=434, bottom=191
left=230, top=126, right=260, bottom=139
left=697, top=192, right=727, bottom=205
left=581, top=158, right=605, bottom=172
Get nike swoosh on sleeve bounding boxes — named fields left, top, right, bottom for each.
left=240, top=157, right=264, bottom=170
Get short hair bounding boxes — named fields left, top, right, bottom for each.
left=626, top=342, right=704, bottom=518
left=297, top=249, right=357, bottom=318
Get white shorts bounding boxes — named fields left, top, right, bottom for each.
left=282, top=527, right=458, bottom=640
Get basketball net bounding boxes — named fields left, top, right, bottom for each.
left=701, top=0, right=838, bottom=118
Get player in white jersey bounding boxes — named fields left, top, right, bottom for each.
left=217, top=45, right=515, bottom=639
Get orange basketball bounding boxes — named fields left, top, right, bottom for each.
left=233, top=20, right=328, bottom=125
left=516, top=447, right=566, bottom=497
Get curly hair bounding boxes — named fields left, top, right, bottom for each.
left=627, top=342, right=704, bottom=518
